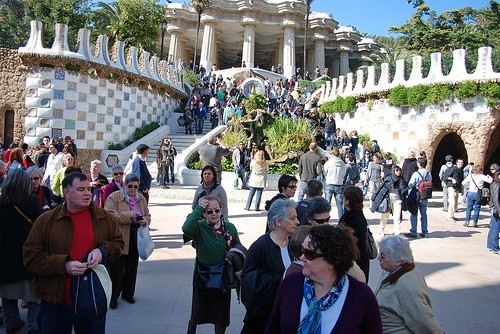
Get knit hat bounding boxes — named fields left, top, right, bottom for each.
left=137, top=144, right=149, bottom=154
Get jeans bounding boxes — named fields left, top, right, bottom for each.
left=324, top=132, right=335, bottom=148
left=211, top=117, right=219, bottom=129
left=447, top=187, right=459, bottom=219
left=161, top=161, right=174, bottom=184
left=487, top=211, right=500, bottom=251
left=380, top=193, right=402, bottom=235
left=297, top=180, right=308, bottom=201
left=38, top=300, right=106, bottom=334
left=465, top=191, right=481, bottom=224
left=245, top=187, right=264, bottom=210
left=325, top=184, right=344, bottom=219
left=2, top=298, right=39, bottom=331
left=195, top=118, right=204, bottom=134
left=234, top=165, right=247, bottom=188
left=410, top=200, right=428, bottom=235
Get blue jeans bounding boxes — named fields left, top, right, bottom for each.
left=38, top=300, right=106, bottom=334
left=234, top=165, right=247, bottom=188
left=2, top=298, right=39, bottom=332
left=245, top=187, right=263, bottom=210
left=465, top=191, right=481, bottom=223
left=325, top=184, right=344, bottom=219
left=410, top=200, right=428, bottom=235
left=195, top=118, right=204, bottom=134
left=297, top=180, right=308, bottom=201
left=324, top=132, right=335, bottom=148
left=487, top=211, right=500, bottom=251
left=211, top=117, right=219, bottom=129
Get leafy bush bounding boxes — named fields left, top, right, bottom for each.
left=264, top=118, right=315, bottom=157
left=426, top=84, right=452, bottom=105
left=388, top=85, right=408, bottom=106
left=407, top=84, right=429, bottom=107
left=479, top=82, right=500, bottom=99
left=268, top=161, right=298, bottom=175
left=133, top=122, right=160, bottom=141
left=221, top=131, right=249, bottom=148
left=299, top=77, right=330, bottom=92
left=454, top=81, right=478, bottom=101
left=342, top=96, right=356, bottom=112
left=242, top=93, right=267, bottom=111
left=319, top=101, right=335, bottom=114
left=188, top=159, right=203, bottom=170
left=358, top=133, right=371, bottom=144
left=65, top=63, right=81, bottom=72
left=183, top=69, right=199, bottom=87
left=320, top=96, right=356, bottom=114
left=107, top=142, right=124, bottom=150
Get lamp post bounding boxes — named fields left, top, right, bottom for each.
left=160, top=21, right=167, bottom=60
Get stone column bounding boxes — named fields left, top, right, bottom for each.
left=314, top=39, right=325, bottom=72
left=282, top=20, right=297, bottom=78
left=277, top=36, right=284, bottom=70
left=167, top=30, right=180, bottom=65
left=199, top=17, right=216, bottom=72
left=241, top=20, right=256, bottom=68
left=331, top=58, right=340, bottom=78
left=339, top=50, right=350, bottom=76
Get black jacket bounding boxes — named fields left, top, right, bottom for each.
left=339, top=209, right=370, bottom=280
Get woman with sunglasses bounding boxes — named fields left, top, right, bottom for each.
left=104, top=173, right=151, bottom=310
left=182, top=195, right=240, bottom=334
left=192, top=165, right=229, bottom=220
left=375, top=236, right=442, bottom=333
left=241, top=199, right=298, bottom=333
left=266, top=224, right=382, bottom=333
left=26, top=165, right=57, bottom=211
left=101, top=164, right=125, bottom=207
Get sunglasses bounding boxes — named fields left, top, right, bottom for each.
left=301, top=247, right=324, bottom=261
left=127, top=185, right=139, bottom=189
left=30, top=177, right=40, bottom=181
left=113, top=172, right=124, bottom=176
left=287, top=185, right=297, bottom=189
left=206, top=209, right=221, bottom=215
left=313, top=216, right=330, bottom=224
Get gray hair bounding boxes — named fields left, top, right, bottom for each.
left=124, top=172, right=140, bottom=185
left=90, top=159, right=101, bottom=166
left=111, top=164, right=125, bottom=173
left=306, top=197, right=331, bottom=220
left=379, top=235, right=414, bottom=263
left=26, top=165, right=43, bottom=178
left=267, top=199, right=297, bottom=231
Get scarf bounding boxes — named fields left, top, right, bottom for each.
left=298, top=275, right=346, bottom=334
left=123, top=189, right=143, bottom=224
left=381, top=262, right=415, bottom=285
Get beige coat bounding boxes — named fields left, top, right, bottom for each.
left=104, top=189, right=151, bottom=254
left=248, top=160, right=269, bottom=188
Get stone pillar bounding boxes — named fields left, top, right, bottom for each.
left=314, top=39, right=325, bottom=72
left=277, top=36, right=284, bottom=70
left=283, top=26, right=296, bottom=78
left=167, top=30, right=180, bottom=65
left=199, top=17, right=216, bottom=72
left=241, top=22, right=256, bottom=68
left=331, top=58, right=340, bottom=78
left=339, top=50, right=349, bottom=76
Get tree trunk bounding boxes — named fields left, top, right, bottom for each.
left=193, top=13, right=201, bottom=72
left=303, top=2, right=310, bottom=78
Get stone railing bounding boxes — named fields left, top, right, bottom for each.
left=19, top=21, right=185, bottom=93
left=317, top=47, right=500, bottom=104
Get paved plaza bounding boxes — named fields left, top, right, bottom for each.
left=10, top=183, right=500, bottom=334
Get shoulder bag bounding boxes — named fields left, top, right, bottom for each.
left=471, top=176, right=490, bottom=206
left=365, top=227, right=378, bottom=260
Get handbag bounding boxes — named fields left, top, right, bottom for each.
left=376, top=196, right=391, bottom=213
left=137, top=225, right=155, bottom=261
left=193, top=261, right=229, bottom=295
left=471, top=177, right=490, bottom=206
left=365, top=227, right=378, bottom=260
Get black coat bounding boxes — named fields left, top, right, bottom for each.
left=339, top=209, right=370, bottom=280
left=0, top=194, right=43, bottom=284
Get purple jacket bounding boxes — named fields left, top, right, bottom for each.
left=265, top=272, right=382, bottom=334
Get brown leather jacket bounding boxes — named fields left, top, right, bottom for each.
left=23, top=202, right=124, bottom=303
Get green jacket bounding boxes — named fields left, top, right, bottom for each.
left=182, top=205, right=240, bottom=266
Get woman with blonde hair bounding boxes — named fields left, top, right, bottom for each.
left=245, top=150, right=269, bottom=211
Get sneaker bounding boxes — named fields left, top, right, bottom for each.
left=463, top=221, right=470, bottom=227
left=243, top=207, right=249, bottom=211
left=419, top=234, right=428, bottom=238
left=404, top=233, right=417, bottom=239
left=446, top=217, right=457, bottom=222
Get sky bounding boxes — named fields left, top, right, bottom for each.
left=160, top=0, right=492, bottom=36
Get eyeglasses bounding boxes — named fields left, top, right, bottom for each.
left=206, top=209, right=221, bottom=215
left=313, top=216, right=330, bottom=224
left=287, top=185, right=297, bottom=189
left=127, top=185, right=139, bottom=189
left=30, top=177, right=40, bottom=181
left=301, top=247, right=324, bottom=261
left=113, top=172, right=124, bottom=176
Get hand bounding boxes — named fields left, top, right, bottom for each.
left=130, top=211, right=139, bottom=219
left=86, top=248, right=103, bottom=268
left=65, top=261, right=88, bottom=276
left=198, top=198, right=209, bottom=208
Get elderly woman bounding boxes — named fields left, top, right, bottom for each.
left=339, top=185, right=370, bottom=280
left=101, top=164, right=125, bottom=207
left=266, top=224, right=382, bottom=333
left=86, top=159, right=109, bottom=206
left=182, top=194, right=240, bottom=334
left=241, top=199, right=298, bottom=334
left=26, top=165, right=57, bottom=211
left=245, top=150, right=269, bottom=211
left=192, top=165, right=229, bottom=220
left=0, top=169, right=44, bottom=333
left=375, top=236, right=442, bottom=333
left=104, top=173, right=151, bottom=310
left=51, top=153, right=74, bottom=197
left=461, top=165, right=493, bottom=227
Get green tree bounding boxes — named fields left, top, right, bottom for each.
left=0, top=0, right=29, bottom=48
left=24, top=0, right=92, bottom=50
left=190, top=0, right=211, bottom=72
left=90, top=0, right=165, bottom=54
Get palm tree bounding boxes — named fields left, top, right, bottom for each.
left=89, top=1, right=121, bottom=45
left=190, top=0, right=211, bottom=72
left=303, top=0, right=313, bottom=77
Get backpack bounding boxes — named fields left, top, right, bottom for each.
left=417, top=171, right=433, bottom=200
left=72, top=264, right=111, bottom=319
